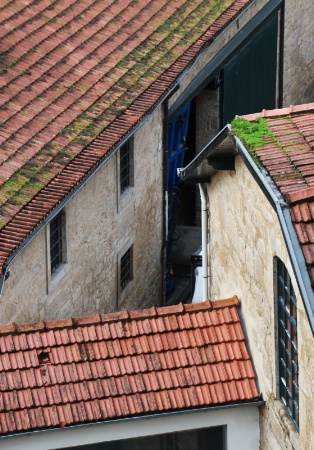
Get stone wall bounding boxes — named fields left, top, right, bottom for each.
left=207, top=157, right=314, bottom=449
left=168, top=0, right=270, bottom=228
left=0, top=107, right=163, bottom=324
left=169, top=0, right=270, bottom=108
left=283, top=0, right=314, bottom=105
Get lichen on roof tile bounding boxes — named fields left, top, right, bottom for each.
left=0, top=0, right=252, bottom=272
left=233, top=103, right=314, bottom=288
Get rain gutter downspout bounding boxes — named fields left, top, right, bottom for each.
left=0, top=82, right=181, bottom=299
left=230, top=127, right=314, bottom=333
left=199, top=183, right=209, bottom=301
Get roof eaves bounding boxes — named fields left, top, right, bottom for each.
left=178, top=125, right=235, bottom=182
left=0, top=400, right=264, bottom=443
left=0, top=297, right=262, bottom=436
left=0, top=80, right=181, bottom=288
left=232, top=133, right=314, bottom=334
left=178, top=120, right=314, bottom=333
left=0, top=0, right=255, bottom=280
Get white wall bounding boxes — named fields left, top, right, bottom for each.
left=0, top=405, right=260, bottom=450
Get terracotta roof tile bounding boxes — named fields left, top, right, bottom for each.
left=236, top=104, right=314, bottom=288
left=0, top=298, right=259, bottom=435
left=0, top=0, right=253, bottom=273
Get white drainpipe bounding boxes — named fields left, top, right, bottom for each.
left=198, top=183, right=209, bottom=301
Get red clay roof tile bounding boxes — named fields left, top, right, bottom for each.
left=0, top=0, right=253, bottom=274
left=237, top=104, right=314, bottom=288
left=0, top=298, right=259, bottom=435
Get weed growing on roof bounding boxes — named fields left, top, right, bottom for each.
left=231, top=117, right=273, bottom=151
left=231, top=117, right=274, bottom=166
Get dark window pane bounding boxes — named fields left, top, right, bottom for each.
left=120, top=142, right=130, bottom=194
left=121, top=247, right=132, bottom=290
left=55, top=426, right=225, bottom=450
left=50, top=213, right=63, bottom=274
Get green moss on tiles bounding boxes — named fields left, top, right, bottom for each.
left=231, top=117, right=274, bottom=151
left=8, top=192, right=32, bottom=206
left=25, top=180, right=45, bottom=192
left=0, top=49, right=32, bottom=75
left=60, top=125, right=73, bottom=135
left=5, top=178, right=24, bottom=190
left=0, top=174, right=30, bottom=202
left=231, top=117, right=275, bottom=165
left=73, top=137, right=90, bottom=146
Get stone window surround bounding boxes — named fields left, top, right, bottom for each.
left=46, top=209, right=68, bottom=294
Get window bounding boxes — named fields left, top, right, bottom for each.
left=50, top=211, right=65, bottom=274
left=120, top=245, right=133, bottom=290
left=117, top=239, right=135, bottom=307
left=276, top=258, right=299, bottom=430
left=119, top=139, right=133, bottom=195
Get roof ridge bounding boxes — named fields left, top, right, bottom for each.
left=241, top=103, right=314, bottom=121
left=0, top=296, right=240, bottom=336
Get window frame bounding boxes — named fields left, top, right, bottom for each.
left=117, top=139, right=134, bottom=212
left=120, top=246, right=133, bottom=291
left=275, top=257, right=299, bottom=431
left=46, top=209, right=67, bottom=292
left=119, top=139, right=134, bottom=194
left=50, top=212, right=63, bottom=274
left=117, top=239, right=135, bottom=307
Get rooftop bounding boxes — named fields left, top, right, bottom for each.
left=0, top=297, right=260, bottom=436
left=0, top=0, right=252, bottom=274
left=236, top=104, right=314, bottom=287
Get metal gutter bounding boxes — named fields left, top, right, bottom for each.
left=199, top=183, right=209, bottom=301
left=178, top=126, right=230, bottom=181
left=0, top=400, right=264, bottom=442
left=178, top=123, right=314, bottom=333
left=169, top=0, right=283, bottom=121
left=231, top=131, right=314, bottom=334
left=0, top=0, right=282, bottom=296
left=0, top=82, right=180, bottom=297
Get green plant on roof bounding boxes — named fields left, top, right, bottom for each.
left=231, top=117, right=275, bottom=166
left=231, top=117, right=273, bottom=150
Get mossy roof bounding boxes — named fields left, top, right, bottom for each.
left=0, top=0, right=252, bottom=272
left=232, top=103, right=314, bottom=287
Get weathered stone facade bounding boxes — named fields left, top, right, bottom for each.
left=0, top=108, right=164, bottom=325
left=207, top=157, right=314, bottom=449
left=0, top=0, right=277, bottom=325
left=283, top=0, right=314, bottom=105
